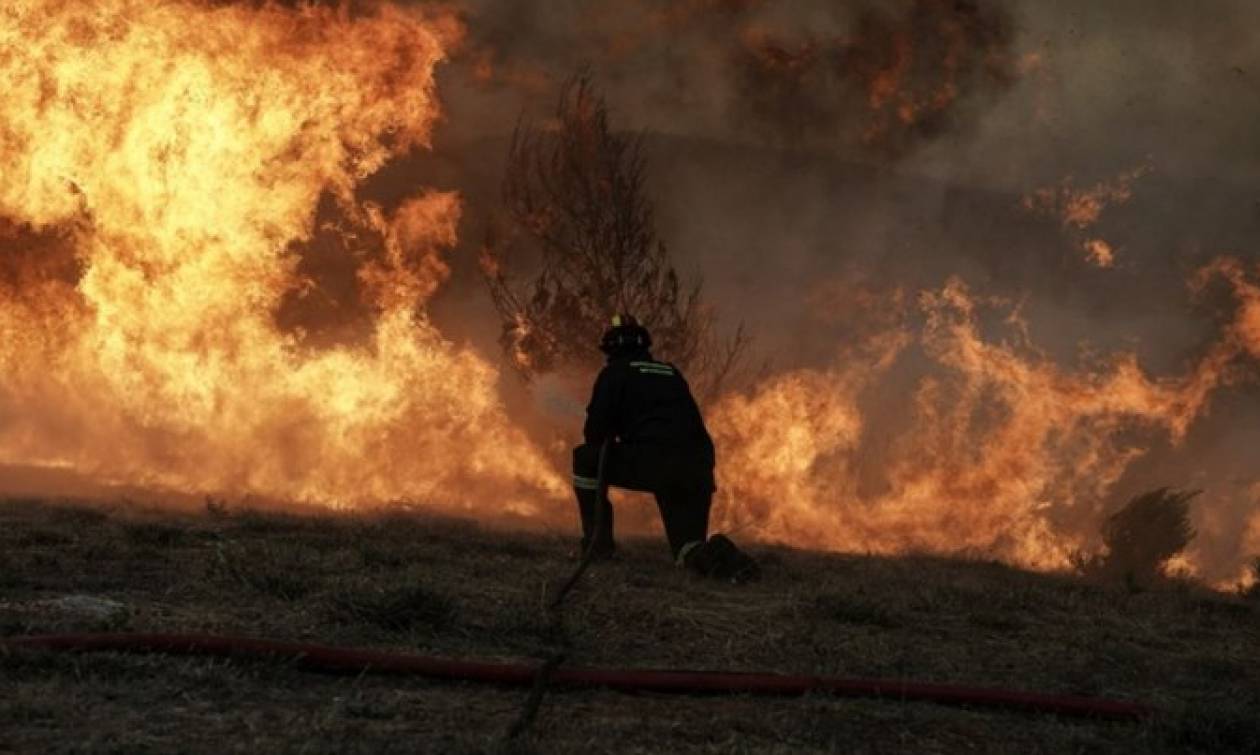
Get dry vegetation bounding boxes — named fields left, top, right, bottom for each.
left=1, top=497, right=1258, bottom=754
left=480, top=73, right=752, bottom=402
left=1073, top=488, right=1201, bottom=589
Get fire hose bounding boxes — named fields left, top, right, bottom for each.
left=507, top=436, right=613, bottom=737
left=0, top=632, right=1153, bottom=720
left=504, top=435, right=1153, bottom=732
left=0, top=443, right=1155, bottom=732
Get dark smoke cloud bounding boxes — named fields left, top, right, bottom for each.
left=439, top=0, right=1021, bottom=161
left=425, top=0, right=1260, bottom=190
left=732, top=0, right=1017, bottom=156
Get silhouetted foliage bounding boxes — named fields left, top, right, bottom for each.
left=1074, top=487, right=1199, bottom=587
left=480, top=71, right=751, bottom=402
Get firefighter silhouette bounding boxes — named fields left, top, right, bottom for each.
left=572, top=315, right=759, bottom=583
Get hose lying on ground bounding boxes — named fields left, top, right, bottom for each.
left=505, top=437, right=613, bottom=738
left=0, top=633, right=1154, bottom=721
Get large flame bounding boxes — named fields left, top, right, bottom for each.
left=0, top=0, right=562, bottom=510
left=710, top=266, right=1259, bottom=570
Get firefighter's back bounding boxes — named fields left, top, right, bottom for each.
left=613, top=357, right=712, bottom=455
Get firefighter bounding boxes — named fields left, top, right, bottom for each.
left=571, top=314, right=759, bottom=583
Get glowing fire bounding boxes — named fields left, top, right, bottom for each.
left=1082, top=239, right=1116, bottom=269
left=1023, top=166, right=1149, bottom=268
left=710, top=267, right=1259, bottom=570
left=0, top=0, right=562, bottom=511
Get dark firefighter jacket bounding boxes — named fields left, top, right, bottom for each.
left=582, top=350, right=715, bottom=470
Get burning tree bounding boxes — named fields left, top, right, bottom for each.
left=480, top=72, right=750, bottom=402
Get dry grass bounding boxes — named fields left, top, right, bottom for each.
left=1, top=496, right=1257, bottom=754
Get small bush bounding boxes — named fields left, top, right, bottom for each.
left=1081, top=487, right=1198, bottom=587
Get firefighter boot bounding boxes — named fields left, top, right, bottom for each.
left=680, top=534, right=760, bottom=584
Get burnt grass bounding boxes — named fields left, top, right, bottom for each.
left=1, top=498, right=1257, bottom=754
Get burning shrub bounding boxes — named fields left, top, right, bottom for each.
left=1075, top=488, right=1199, bottom=587
left=481, top=71, right=751, bottom=402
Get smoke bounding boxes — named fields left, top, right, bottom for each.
left=432, top=0, right=1260, bottom=184
left=732, top=0, right=1018, bottom=156
left=932, top=0, right=1260, bottom=189
left=440, top=0, right=1022, bottom=160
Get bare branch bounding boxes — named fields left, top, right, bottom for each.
left=481, top=70, right=753, bottom=399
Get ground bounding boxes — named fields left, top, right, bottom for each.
left=1, top=497, right=1257, bottom=754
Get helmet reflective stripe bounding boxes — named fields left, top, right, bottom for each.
left=638, top=367, right=675, bottom=376
left=572, top=474, right=600, bottom=490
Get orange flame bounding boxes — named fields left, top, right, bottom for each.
left=1023, top=166, right=1149, bottom=267
left=0, top=0, right=563, bottom=511
left=1082, top=239, right=1116, bottom=269
left=710, top=268, right=1258, bottom=571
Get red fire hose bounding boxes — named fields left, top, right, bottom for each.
left=0, top=633, right=1154, bottom=720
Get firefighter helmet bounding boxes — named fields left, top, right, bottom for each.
left=599, top=314, right=652, bottom=355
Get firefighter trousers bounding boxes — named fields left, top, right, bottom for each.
left=571, top=442, right=713, bottom=558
